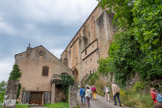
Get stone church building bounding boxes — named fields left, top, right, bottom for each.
left=12, top=6, right=115, bottom=106
left=15, top=45, right=73, bottom=105
left=61, top=7, right=116, bottom=83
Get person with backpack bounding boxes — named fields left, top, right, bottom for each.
left=85, top=86, right=91, bottom=108
left=80, top=86, right=86, bottom=105
left=104, top=85, right=110, bottom=102
left=91, top=85, right=97, bottom=100
left=112, top=83, right=121, bottom=107
left=150, top=88, right=162, bottom=108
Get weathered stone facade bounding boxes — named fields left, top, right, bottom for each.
left=15, top=45, right=73, bottom=105
left=61, top=7, right=115, bottom=83
left=3, top=80, right=19, bottom=108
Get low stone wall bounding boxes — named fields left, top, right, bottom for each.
left=3, top=80, right=19, bottom=108
left=69, top=85, right=77, bottom=108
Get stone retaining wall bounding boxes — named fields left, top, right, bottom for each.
left=69, top=85, right=78, bottom=108
left=3, top=80, right=19, bottom=108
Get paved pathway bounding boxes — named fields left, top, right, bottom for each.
left=77, top=92, right=129, bottom=108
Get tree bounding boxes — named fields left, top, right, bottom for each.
left=9, top=64, right=21, bottom=80
left=0, top=81, right=6, bottom=103
left=97, top=0, right=162, bottom=87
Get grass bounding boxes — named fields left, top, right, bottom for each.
left=16, top=104, right=29, bottom=108
left=85, top=73, right=155, bottom=108
left=44, top=102, right=69, bottom=108
left=0, top=105, right=2, bottom=108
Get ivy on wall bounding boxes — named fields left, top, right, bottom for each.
left=61, top=74, right=74, bottom=99
left=97, top=0, right=162, bottom=87
left=9, top=64, right=22, bottom=99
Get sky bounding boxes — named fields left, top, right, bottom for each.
left=0, top=0, right=98, bottom=82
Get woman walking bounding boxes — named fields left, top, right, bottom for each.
left=85, top=86, right=91, bottom=108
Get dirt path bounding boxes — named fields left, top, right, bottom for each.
left=77, top=92, right=129, bottom=108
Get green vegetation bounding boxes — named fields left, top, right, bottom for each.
left=97, top=0, right=162, bottom=87
left=85, top=1, right=162, bottom=107
left=9, top=64, right=21, bottom=80
left=9, top=64, right=22, bottom=99
left=17, top=84, right=21, bottom=99
left=16, top=104, right=29, bottom=108
left=0, top=81, right=6, bottom=103
left=61, top=75, right=74, bottom=102
left=44, top=103, right=69, bottom=108
left=120, top=82, right=154, bottom=108
left=84, top=73, right=106, bottom=96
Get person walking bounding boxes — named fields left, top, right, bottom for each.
left=91, top=85, right=96, bottom=100
left=112, top=83, right=121, bottom=107
left=80, top=86, right=86, bottom=105
left=85, top=86, right=91, bottom=108
left=150, top=88, right=162, bottom=108
left=104, top=85, right=110, bottom=102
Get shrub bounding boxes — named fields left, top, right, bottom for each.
left=44, top=103, right=69, bottom=108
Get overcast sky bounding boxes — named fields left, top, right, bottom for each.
left=0, top=0, right=98, bottom=82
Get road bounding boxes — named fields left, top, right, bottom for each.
left=77, top=93, right=129, bottom=108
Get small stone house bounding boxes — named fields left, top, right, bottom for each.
left=15, top=45, right=73, bottom=105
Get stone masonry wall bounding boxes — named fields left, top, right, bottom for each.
left=69, top=85, right=78, bottom=108
left=3, top=80, right=19, bottom=108
left=61, top=7, right=115, bottom=83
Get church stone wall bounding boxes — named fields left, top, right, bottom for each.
left=61, top=7, right=115, bottom=83
left=15, top=46, right=72, bottom=102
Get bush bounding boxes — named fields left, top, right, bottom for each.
left=44, top=103, right=69, bottom=108
left=95, top=80, right=105, bottom=96
left=120, top=82, right=154, bottom=108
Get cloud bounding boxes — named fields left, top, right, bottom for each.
left=0, top=22, right=17, bottom=35
left=0, top=0, right=98, bottom=25
left=0, top=0, right=98, bottom=82
left=0, top=58, right=14, bottom=82
left=49, top=48, right=64, bottom=59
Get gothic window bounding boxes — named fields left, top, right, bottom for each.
left=42, top=66, right=49, bottom=76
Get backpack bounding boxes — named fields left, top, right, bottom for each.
left=106, top=87, right=110, bottom=93
left=157, top=93, right=162, bottom=103
left=81, top=89, right=85, bottom=96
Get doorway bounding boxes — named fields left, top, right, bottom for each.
left=29, top=92, right=43, bottom=106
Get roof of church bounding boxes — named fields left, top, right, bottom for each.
left=15, top=45, right=72, bottom=71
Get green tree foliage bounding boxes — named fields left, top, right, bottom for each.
left=97, top=0, right=162, bottom=87
left=98, top=0, right=134, bottom=29
left=9, top=64, right=21, bottom=80
left=0, top=81, right=6, bottom=103
left=61, top=75, right=74, bottom=97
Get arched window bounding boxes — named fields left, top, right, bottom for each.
left=42, top=66, right=49, bottom=76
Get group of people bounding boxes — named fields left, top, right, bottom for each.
left=79, top=85, right=97, bottom=108
left=80, top=83, right=162, bottom=108
left=150, top=88, right=162, bottom=108
left=104, top=83, right=121, bottom=107
left=79, top=83, right=122, bottom=108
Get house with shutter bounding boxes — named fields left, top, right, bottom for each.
left=15, top=45, right=73, bottom=105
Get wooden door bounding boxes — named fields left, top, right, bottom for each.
left=29, top=92, right=43, bottom=105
